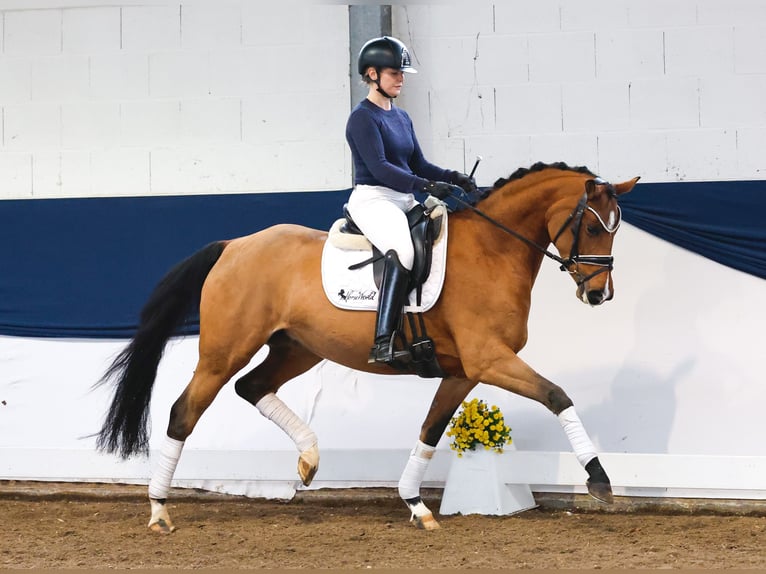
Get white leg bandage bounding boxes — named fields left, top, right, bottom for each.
left=558, top=406, right=597, bottom=468
left=397, top=440, right=436, bottom=501
left=256, top=393, right=317, bottom=452
left=148, top=435, right=184, bottom=500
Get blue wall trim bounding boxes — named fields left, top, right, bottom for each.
left=1, top=180, right=763, bottom=338
left=1, top=190, right=352, bottom=338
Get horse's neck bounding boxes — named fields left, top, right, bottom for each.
left=478, top=178, right=564, bottom=248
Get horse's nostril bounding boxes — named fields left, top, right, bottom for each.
left=587, top=290, right=604, bottom=305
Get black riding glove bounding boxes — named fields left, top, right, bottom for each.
left=451, top=171, right=478, bottom=194
left=422, top=180, right=462, bottom=199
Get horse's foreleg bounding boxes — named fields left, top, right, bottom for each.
left=476, top=354, right=613, bottom=504
left=558, top=406, right=612, bottom=503
left=234, top=332, right=322, bottom=486
left=399, top=377, right=476, bottom=530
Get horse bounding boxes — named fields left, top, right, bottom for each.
left=95, top=161, right=639, bottom=533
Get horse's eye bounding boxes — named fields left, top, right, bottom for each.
left=586, top=224, right=600, bottom=236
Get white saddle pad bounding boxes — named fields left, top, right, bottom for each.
left=321, top=205, right=448, bottom=312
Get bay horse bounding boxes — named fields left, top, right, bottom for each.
left=96, top=162, right=639, bottom=533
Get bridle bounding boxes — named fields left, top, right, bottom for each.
left=446, top=179, right=621, bottom=286
left=550, top=182, right=622, bottom=284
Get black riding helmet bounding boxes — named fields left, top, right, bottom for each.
left=358, top=36, right=418, bottom=75
left=358, top=36, right=417, bottom=98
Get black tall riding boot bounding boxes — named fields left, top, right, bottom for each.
left=368, top=250, right=411, bottom=364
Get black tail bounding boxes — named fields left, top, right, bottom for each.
left=95, top=241, right=226, bottom=459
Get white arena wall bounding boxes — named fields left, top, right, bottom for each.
left=1, top=0, right=765, bottom=502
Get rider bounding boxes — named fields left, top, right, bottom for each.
left=345, top=36, right=476, bottom=365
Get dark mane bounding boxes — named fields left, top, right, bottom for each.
left=491, top=161, right=596, bottom=191
left=452, top=161, right=598, bottom=210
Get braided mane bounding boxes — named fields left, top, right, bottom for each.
left=492, top=161, right=596, bottom=190
left=454, top=161, right=598, bottom=210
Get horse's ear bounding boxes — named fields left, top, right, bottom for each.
left=585, top=178, right=598, bottom=197
left=613, top=176, right=640, bottom=196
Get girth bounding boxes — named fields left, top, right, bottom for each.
left=341, top=203, right=444, bottom=294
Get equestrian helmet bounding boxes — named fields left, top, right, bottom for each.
left=357, top=36, right=417, bottom=75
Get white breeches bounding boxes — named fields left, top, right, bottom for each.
left=346, top=185, right=419, bottom=270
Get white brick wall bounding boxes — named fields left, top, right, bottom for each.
left=3, top=1, right=766, bottom=198
left=4, top=103, right=60, bottom=150
left=31, top=55, right=90, bottom=101
left=0, top=57, right=31, bottom=102
left=700, top=76, right=766, bottom=128
left=61, top=102, right=120, bottom=149
left=629, top=78, right=700, bottom=130
left=89, top=53, right=149, bottom=99
left=0, top=152, right=31, bottom=195
left=180, top=3, right=241, bottom=50
left=493, top=1, right=562, bottom=34
left=62, top=7, right=120, bottom=54
left=121, top=6, right=180, bottom=52
left=394, top=0, right=766, bottom=184
left=735, top=26, right=766, bottom=74
left=665, top=27, right=734, bottom=77
left=737, top=127, right=766, bottom=176
left=0, top=2, right=349, bottom=199
left=562, top=81, right=630, bottom=133
left=595, top=30, right=665, bottom=80
left=4, top=10, right=61, bottom=56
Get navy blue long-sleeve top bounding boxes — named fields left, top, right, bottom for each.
left=345, top=99, right=454, bottom=194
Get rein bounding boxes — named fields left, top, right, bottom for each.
left=448, top=187, right=619, bottom=286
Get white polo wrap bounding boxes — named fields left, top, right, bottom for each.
left=256, top=393, right=317, bottom=452
left=148, top=435, right=184, bottom=500
left=558, top=406, right=597, bottom=467
left=397, top=440, right=436, bottom=501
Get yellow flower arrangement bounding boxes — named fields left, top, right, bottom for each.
left=446, top=398, right=512, bottom=456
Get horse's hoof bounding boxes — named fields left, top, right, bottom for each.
left=411, top=512, right=441, bottom=530
left=148, top=518, right=176, bottom=534
left=298, top=443, right=320, bottom=486
left=587, top=480, right=614, bottom=504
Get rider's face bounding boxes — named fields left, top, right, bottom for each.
left=372, top=67, right=404, bottom=97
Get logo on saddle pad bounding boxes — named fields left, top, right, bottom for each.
left=337, top=288, right=376, bottom=302
left=321, top=205, right=449, bottom=313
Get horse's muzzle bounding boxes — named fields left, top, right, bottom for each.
left=577, top=284, right=613, bottom=306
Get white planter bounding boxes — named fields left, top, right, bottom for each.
left=439, top=442, right=537, bottom=516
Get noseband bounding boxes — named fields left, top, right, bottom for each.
left=448, top=181, right=621, bottom=286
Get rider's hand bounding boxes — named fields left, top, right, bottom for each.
left=452, top=172, right=478, bottom=194
left=422, top=180, right=462, bottom=199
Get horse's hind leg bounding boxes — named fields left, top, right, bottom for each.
left=234, top=331, right=323, bottom=486
left=399, top=376, right=476, bottom=530
left=147, top=360, right=240, bottom=533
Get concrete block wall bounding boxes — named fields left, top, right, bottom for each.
left=393, top=0, right=766, bottom=185
left=3, top=1, right=766, bottom=198
left=0, top=2, right=350, bottom=199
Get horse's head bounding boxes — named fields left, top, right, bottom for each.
left=549, top=175, right=639, bottom=306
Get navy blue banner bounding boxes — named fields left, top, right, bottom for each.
left=619, top=180, right=766, bottom=280
left=0, top=190, right=351, bottom=338
left=1, top=180, right=763, bottom=338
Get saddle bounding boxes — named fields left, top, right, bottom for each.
left=340, top=202, right=444, bottom=293
left=334, top=201, right=446, bottom=379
